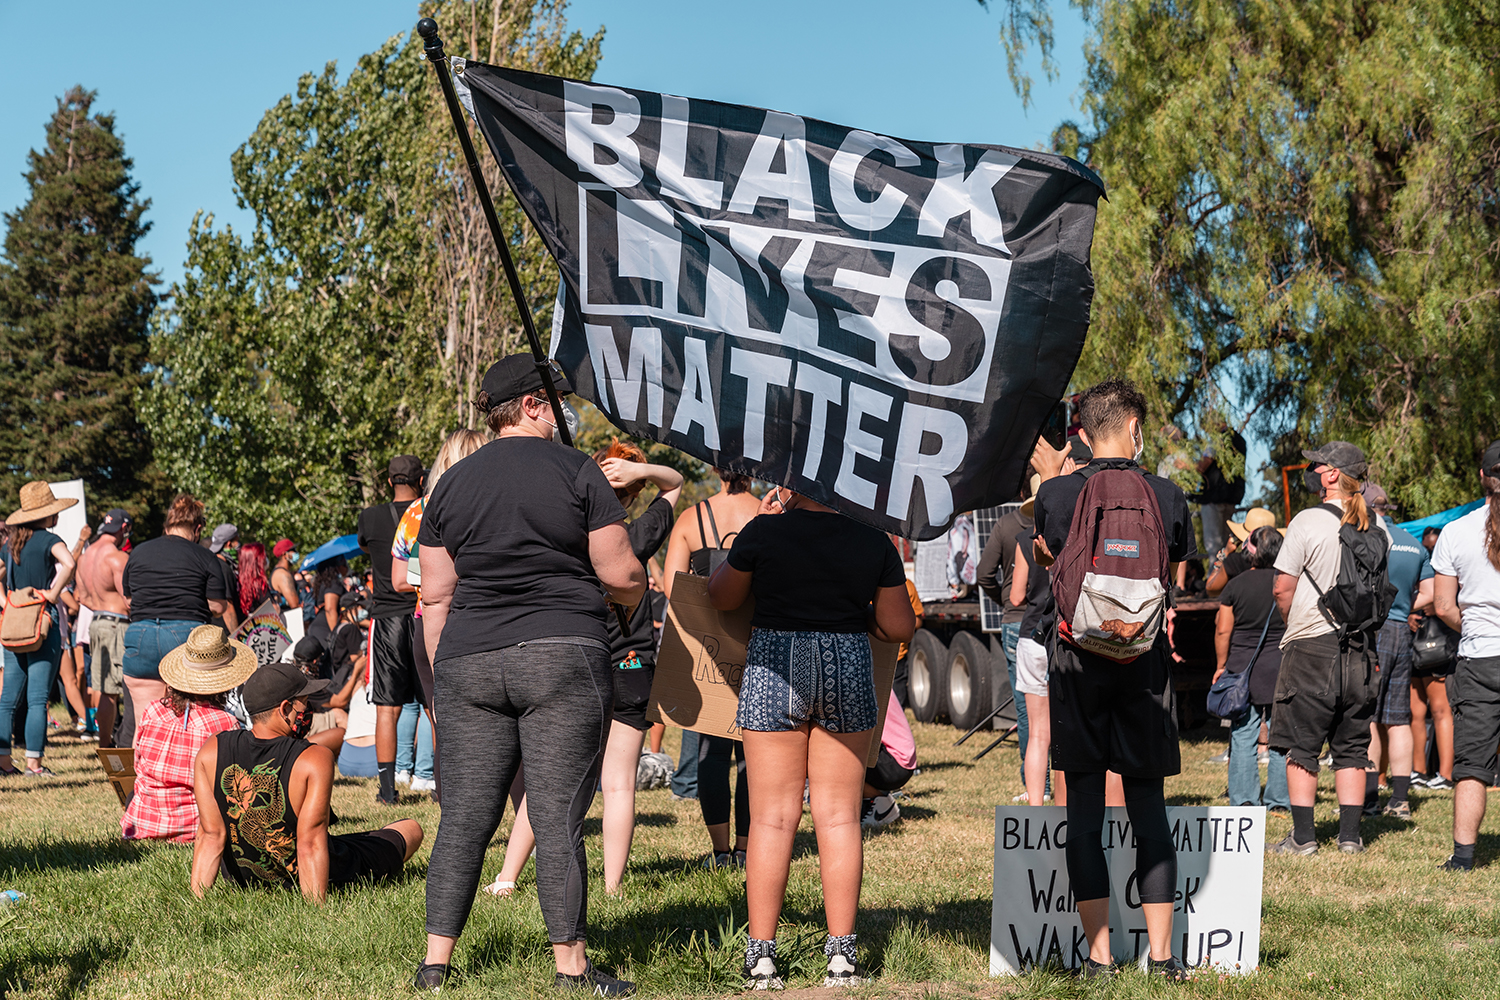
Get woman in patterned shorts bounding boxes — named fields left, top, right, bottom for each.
left=709, top=488, right=915, bottom=989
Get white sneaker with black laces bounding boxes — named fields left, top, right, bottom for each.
left=823, top=954, right=867, bottom=987
left=860, top=794, right=900, bottom=829
left=743, top=956, right=784, bottom=990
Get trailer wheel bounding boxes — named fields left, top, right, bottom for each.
left=947, top=631, right=993, bottom=731
left=908, top=629, right=948, bottom=723
left=988, top=635, right=1018, bottom=731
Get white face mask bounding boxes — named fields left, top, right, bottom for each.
left=1131, top=421, right=1144, bottom=463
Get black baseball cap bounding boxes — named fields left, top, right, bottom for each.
left=97, top=508, right=132, bottom=537
left=242, top=661, right=330, bottom=717
left=338, top=591, right=366, bottom=611
left=1482, top=440, right=1500, bottom=476
left=1302, top=441, right=1368, bottom=480
left=291, top=636, right=327, bottom=663
left=388, top=455, right=423, bottom=485
left=480, top=354, right=574, bottom=407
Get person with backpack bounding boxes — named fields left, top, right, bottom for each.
left=1269, top=441, right=1395, bottom=856
left=1031, top=379, right=1197, bottom=981
left=1432, top=441, right=1500, bottom=871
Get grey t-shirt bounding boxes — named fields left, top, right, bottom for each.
left=1273, top=505, right=1343, bottom=646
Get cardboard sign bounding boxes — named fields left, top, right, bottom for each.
left=649, top=572, right=898, bottom=766
left=990, top=805, right=1265, bottom=976
left=96, top=747, right=135, bottom=808
left=234, top=599, right=291, bottom=667
left=48, top=479, right=87, bottom=551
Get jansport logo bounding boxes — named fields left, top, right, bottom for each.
left=1102, top=538, right=1140, bottom=559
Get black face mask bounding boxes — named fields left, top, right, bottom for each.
left=1303, top=469, right=1324, bottom=495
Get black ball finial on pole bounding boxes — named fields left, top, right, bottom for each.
left=416, top=17, right=444, bottom=60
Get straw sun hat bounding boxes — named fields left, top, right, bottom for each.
left=6, top=481, right=78, bottom=526
left=1227, top=506, right=1285, bottom=541
left=158, top=625, right=259, bottom=696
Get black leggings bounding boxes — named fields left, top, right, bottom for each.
left=1064, top=772, right=1176, bottom=904
left=698, top=734, right=749, bottom=839
left=425, top=638, right=611, bottom=943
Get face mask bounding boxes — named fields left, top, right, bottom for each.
left=285, top=705, right=313, bottom=739
left=1131, top=422, right=1144, bottom=463
left=1303, top=468, right=1325, bottom=496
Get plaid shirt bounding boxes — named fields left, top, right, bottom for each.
left=122, top=698, right=238, bottom=843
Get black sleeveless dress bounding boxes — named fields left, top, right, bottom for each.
left=211, top=730, right=406, bottom=889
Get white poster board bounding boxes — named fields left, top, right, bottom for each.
left=990, top=805, right=1264, bottom=975
left=48, top=479, right=87, bottom=549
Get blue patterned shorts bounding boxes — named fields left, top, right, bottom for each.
left=735, top=629, right=878, bottom=733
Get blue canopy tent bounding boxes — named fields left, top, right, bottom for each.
left=1397, top=499, right=1483, bottom=534
left=299, top=534, right=361, bottom=571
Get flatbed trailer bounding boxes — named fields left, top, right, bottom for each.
left=907, top=596, right=1223, bottom=736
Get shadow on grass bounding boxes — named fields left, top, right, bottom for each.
left=581, top=812, right=677, bottom=836
left=0, top=933, right=128, bottom=1000
left=0, top=837, right=149, bottom=877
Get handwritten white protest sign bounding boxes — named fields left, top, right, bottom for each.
left=990, top=805, right=1264, bottom=975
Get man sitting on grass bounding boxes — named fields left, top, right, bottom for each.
left=189, top=662, right=423, bottom=901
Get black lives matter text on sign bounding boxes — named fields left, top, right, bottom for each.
left=453, top=63, right=1103, bottom=539
left=991, top=807, right=1265, bottom=975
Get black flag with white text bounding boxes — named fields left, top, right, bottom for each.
left=454, top=63, right=1103, bottom=539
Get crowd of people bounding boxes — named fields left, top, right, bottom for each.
left=4, top=361, right=1499, bottom=988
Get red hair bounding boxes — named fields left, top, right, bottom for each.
left=593, top=438, right=649, bottom=503
left=237, top=542, right=270, bottom=615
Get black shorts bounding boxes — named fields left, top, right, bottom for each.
left=1048, top=637, right=1181, bottom=779
left=1374, top=620, right=1414, bottom=726
left=1268, top=633, right=1376, bottom=774
left=329, top=828, right=406, bottom=888
left=611, top=661, right=654, bottom=731
left=369, top=614, right=423, bottom=707
left=1449, top=655, right=1500, bottom=785
left=865, top=745, right=915, bottom=792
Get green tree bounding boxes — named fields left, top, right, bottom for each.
left=0, top=86, right=165, bottom=528
left=142, top=0, right=606, bottom=543
left=988, top=0, right=1500, bottom=517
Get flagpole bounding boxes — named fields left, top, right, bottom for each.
left=418, top=18, right=637, bottom=634
left=416, top=17, right=573, bottom=449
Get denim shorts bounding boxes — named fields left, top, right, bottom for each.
left=123, top=619, right=200, bottom=681
left=735, top=629, right=877, bottom=734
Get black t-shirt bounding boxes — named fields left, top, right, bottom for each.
left=1017, top=529, right=1052, bottom=639
left=726, top=508, right=905, bottom=632
left=330, top=620, right=365, bottom=691
left=122, top=535, right=229, bottom=623
left=608, top=497, right=675, bottom=666
left=1033, top=460, right=1199, bottom=567
left=418, top=436, right=627, bottom=662
left=1218, top=566, right=1285, bottom=704
left=1222, top=549, right=1252, bottom=579
left=305, top=577, right=346, bottom=647
left=358, top=500, right=420, bottom=620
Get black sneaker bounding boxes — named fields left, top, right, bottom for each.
left=1426, top=776, right=1455, bottom=791
left=412, top=962, right=450, bottom=991
left=1078, top=957, right=1115, bottom=980
left=556, top=961, right=634, bottom=997
left=743, top=956, right=784, bottom=990
left=377, top=787, right=399, bottom=806
left=1440, top=854, right=1474, bottom=872
left=1149, top=955, right=1189, bottom=981
left=823, top=954, right=867, bottom=987
left=1411, top=772, right=1433, bottom=788
left=1267, top=833, right=1318, bottom=856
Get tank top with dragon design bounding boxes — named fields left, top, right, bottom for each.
left=211, top=730, right=310, bottom=889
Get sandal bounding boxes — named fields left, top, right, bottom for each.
left=483, top=876, right=518, bottom=897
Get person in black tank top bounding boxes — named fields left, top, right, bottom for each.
left=190, top=663, right=423, bottom=900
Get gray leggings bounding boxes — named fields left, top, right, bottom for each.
left=424, top=637, right=612, bottom=943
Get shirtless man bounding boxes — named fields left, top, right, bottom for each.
left=270, top=539, right=303, bottom=613
left=661, top=468, right=763, bottom=863
left=75, top=508, right=132, bottom=748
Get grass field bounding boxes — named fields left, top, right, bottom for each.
left=3, top=710, right=1500, bottom=1000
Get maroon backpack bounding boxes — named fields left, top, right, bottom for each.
left=1050, top=466, right=1170, bottom=662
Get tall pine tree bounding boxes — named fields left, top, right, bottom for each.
left=0, top=86, right=164, bottom=528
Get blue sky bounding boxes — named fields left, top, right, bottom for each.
left=0, top=0, right=1090, bottom=289
left=0, top=1, right=1273, bottom=499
